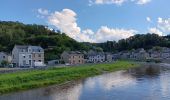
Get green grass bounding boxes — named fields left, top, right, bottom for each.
left=0, top=61, right=137, bottom=94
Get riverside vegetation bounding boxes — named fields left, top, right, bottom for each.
left=0, top=61, right=137, bottom=94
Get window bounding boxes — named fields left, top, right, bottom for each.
left=79, top=60, right=81, bottom=62
left=3, top=56, right=5, bottom=59
left=23, top=56, right=25, bottom=58
left=29, top=55, right=31, bottom=58
left=39, top=60, right=41, bottom=62
left=23, top=60, right=26, bottom=65
left=29, top=60, right=31, bottom=65
left=38, top=54, right=41, bottom=57
left=13, top=55, right=14, bottom=59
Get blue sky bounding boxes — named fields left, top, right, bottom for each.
left=1, top=0, right=170, bottom=42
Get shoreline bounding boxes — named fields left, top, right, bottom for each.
left=0, top=61, right=138, bottom=94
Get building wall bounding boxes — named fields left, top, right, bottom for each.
left=32, top=53, right=44, bottom=63
left=61, top=52, right=69, bottom=63
left=69, top=54, right=85, bottom=64
left=18, top=53, right=32, bottom=67
left=88, top=55, right=105, bottom=63
left=106, top=54, right=113, bottom=62
left=12, top=47, right=19, bottom=67
left=0, top=53, right=8, bottom=63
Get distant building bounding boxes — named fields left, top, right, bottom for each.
left=105, top=53, right=114, bottom=62
left=161, top=47, right=170, bottom=59
left=12, top=45, right=45, bottom=68
left=87, top=50, right=105, bottom=63
left=131, top=48, right=149, bottom=60
left=61, top=51, right=85, bottom=65
left=120, top=51, right=130, bottom=59
left=148, top=49, right=161, bottom=60
left=0, top=52, right=11, bottom=64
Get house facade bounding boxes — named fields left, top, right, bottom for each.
left=0, top=52, right=11, bottom=64
left=105, top=53, right=114, bottom=62
left=87, top=51, right=105, bottom=63
left=130, top=48, right=149, bottom=60
left=61, top=51, right=85, bottom=65
left=12, top=45, right=44, bottom=68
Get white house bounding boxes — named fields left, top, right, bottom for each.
left=87, top=50, right=105, bottom=63
left=12, top=45, right=45, bottom=68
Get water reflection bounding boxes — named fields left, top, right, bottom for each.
left=1, top=63, right=170, bottom=100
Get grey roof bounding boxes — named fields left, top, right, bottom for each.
left=15, top=45, right=28, bottom=49
left=29, top=46, right=44, bottom=52
left=15, top=45, right=44, bottom=52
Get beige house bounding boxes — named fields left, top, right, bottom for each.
left=12, top=45, right=45, bottom=68
left=61, top=51, right=85, bottom=65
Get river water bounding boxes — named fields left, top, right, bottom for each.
left=1, top=63, right=170, bottom=100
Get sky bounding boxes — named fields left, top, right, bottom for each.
left=1, top=0, right=170, bottom=43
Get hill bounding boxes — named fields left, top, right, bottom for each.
left=97, top=33, right=170, bottom=52
left=0, top=21, right=92, bottom=61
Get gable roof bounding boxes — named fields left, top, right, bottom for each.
left=14, top=45, right=44, bottom=52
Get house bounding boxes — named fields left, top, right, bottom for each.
left=120, top=51, right=130, bottom=59
left=130, top=48, right=149, bottom=60
left=61, top=51, right=85, bottom=65
left=87, top=50, right=105, bottom=63
left=105, top=53, right=114, bottom=62
left=12, top=45, right=45, bottom=68
left=112, top=53, right=120, bottom=60
left=148, top=49, right=161, bottom=60
left=161, top=47, right=170, bottom=59
left=0, top=52, right=12, bottom=64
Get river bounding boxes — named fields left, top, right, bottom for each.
left=1, top=63, right=170, bottom=100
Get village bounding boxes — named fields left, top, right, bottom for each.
left=0, top=45, right=169, bottom=68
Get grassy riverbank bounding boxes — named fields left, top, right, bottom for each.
left=0, top=61, right=137, bottom=94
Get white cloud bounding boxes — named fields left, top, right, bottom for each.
left=95, top=0, right=125, bottom=5
left=48, top=9, right=81, bottom=40
left=37, top=8, right=49, bottom=15
left=149, top=27, right=163, bottom=36
left=146, top=17, right=151, bottom=22
left=94, top=26, right=136, bottom=42
left=157, top=17, right=170, bottom=33
left=137, top=0, right=151, bottom=5
left=39, top=8, right=137, bottom=43
left=89, top=0, right=151, bottom=5
left=89, top=0, right=126, bottom=5
left=37, top=8, right=49, bottom=18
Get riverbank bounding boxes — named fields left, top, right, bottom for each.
left=0, top=61, right=138, bottom=94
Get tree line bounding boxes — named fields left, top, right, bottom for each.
left=1, top=21, right=170, bottom=60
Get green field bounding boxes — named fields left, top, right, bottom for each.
left=0, top=61, right=137, bottom=94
